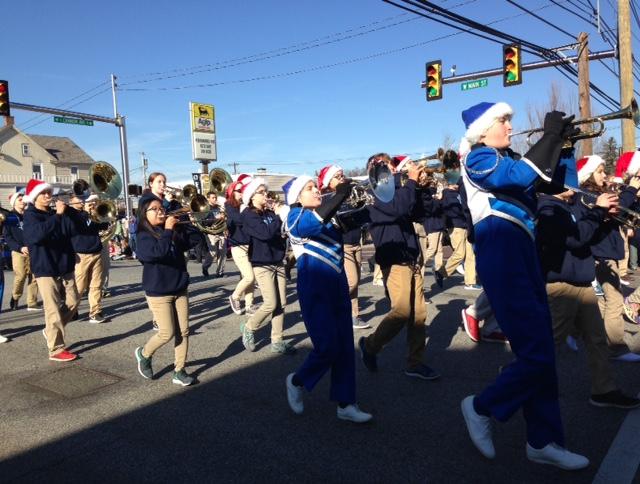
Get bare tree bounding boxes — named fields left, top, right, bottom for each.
left=514, top=82, right=580, bottom=156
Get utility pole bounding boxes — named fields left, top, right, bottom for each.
left=111, top=74, right=132, bottom=217
left=228, top=161, right=240, bottom=174
left=577, top=33, right=593, bottom=156
left=140, top=152, right=148, bottom=188
left=619, top=0, right=635, bottom=152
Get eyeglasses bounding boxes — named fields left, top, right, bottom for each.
left=146, top=206, right=165, bottom=213
left=334, top=173, right=345, bottom=180
left=233, top=190, right=242, bottom=193
left=254, top=189, right=267, bottom=195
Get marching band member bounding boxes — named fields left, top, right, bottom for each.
left=23, top=179, right=80, bottom=362
left=434, top=151, right=481, bottom=290
left=317, top=164, right=370, bottom=329
left=68, top=195, right=109, bottom=324
left=359, top=153, right=441, bottom=380
left=240, top=178, right=296, bottom=355
left=4, top=189, right=40, bottom=311
left=537, top=157, right=640, bottom=410
left=226, top=178, right=256, bottom=315
left=134, top=195, right=202, bottom=386
left=577, top=156, right=640, bottom=360
left=458, top=101, right=589, bottom=469
left=283, top=175, right=372, bottom=423
left=201, top=191, right=227, bottom=278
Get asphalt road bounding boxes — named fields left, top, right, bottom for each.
left=0, top=254, right=638, bottom=483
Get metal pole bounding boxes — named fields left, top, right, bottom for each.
left=141, top=152, right=148, bottom=188
left=111, top=74, right=132, bottom=217
left=117, top=115, right=132, bottom=217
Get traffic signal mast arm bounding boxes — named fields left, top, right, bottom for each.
left=420, top=49, right=615, bottom=89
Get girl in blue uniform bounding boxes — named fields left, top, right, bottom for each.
left=459, top=101, right=589, bottom=470
left=283, top=175, right=372, bottom=423
left=134, top=195, right=202, bottom=387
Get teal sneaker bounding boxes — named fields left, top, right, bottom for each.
left=172, top=369, right=195, bottom=387
left=135, top=347, right=153, bottom=379
left=271, top=340, right=297, bottom=355
left=242, top=326, right=256, bottom=352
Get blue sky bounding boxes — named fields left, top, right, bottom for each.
left=3, top=0, right=637, bottom=185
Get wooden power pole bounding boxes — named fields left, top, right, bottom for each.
left=619, top=0, right=636, bottom=152
left=577, top=32, right=593, bottom=156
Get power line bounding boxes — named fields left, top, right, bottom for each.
left=17, top=80, right=110, bottom=130
left=20, top=86, right=112, bottom=132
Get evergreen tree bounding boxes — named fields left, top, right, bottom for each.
left=598, top=137, right=619, bottom=175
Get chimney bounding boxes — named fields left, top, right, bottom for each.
left=3, top=116, right=14, bottom=127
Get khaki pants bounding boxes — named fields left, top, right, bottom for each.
left=143, top=289, right=189, bottom=371
left=437, top=227, right=477, bottom=285
left=413, top=223, right=428, bottom=276
left=101, top=244, right=110, bottom=290
left=425, top=232, right=444, bottom=270
left=75, top=252, right=104, bottom=317
left=619, top=228, right=629, bottom=277
left=364, top=264, right=427, bottom=368
left=373, top=263, right=383, bottom=284
left=595, top=259, right=629, bottom=351
left=11, top=251, right=38, bottom=307
left=37, top=273, right=79, bottom=356
left=547, top=282, right=617, bottom=395
left=344, top=243, right=361, bottom=317
left=246, top=264, right=286, bottom=343
left=231, top=245, right=254, bottom=306
left=204, top=234, right=227, bottom=276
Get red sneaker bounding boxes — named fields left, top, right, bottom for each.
left=483, top=331, right=508, bottom=344
left=461, top=309, right=480, bottom=342
left=49, top=350, right=77, bottom=362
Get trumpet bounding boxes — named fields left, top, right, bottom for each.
left=511, top=98, right=640, bottom=145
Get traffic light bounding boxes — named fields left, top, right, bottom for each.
left=0, top=80, right=9, bottom=117
left=503, top=44, right=522, bottom=87
left=425, top=60, right=442, bottom=101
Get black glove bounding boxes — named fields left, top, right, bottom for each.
left=335, top=181, right=353, bottom=196
left=316, top=183, right=352, bottom=224
left=561, top=116, right=580, bottom=141
left=543, top=111, right=568, bottom=138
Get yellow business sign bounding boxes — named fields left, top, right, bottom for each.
left=190, top=102, right=215, bottom=133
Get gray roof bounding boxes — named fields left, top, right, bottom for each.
left=29, top=134, right=94, bottom=165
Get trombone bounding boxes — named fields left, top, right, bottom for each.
left=511, top=98, right=640, bottom=145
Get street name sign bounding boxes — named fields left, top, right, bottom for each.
left=461, top=79, right=488, bottom=91
left=53, top=116, right=94, bottom=126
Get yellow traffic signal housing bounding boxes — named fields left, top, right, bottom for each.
left=0, top=81, right=9, bottom=117
left=425, top=60, right=442, bottom=101
left=503, top=45, right=522, bottom=87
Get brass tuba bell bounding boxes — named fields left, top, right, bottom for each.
left=207, top=168, right=233, bottom=196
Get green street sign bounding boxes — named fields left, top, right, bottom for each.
left=53, top=116, right=94, bottom=126
left=461, top=79, right=488, bottom=91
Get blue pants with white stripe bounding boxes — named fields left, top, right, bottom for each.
left=294, top=256, right=356, bottom=404
left=473, top=216, right=564, bottom=449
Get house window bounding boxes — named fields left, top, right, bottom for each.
left=32, top=164, right=42, bottom=180
left=21, top=144, right=31, bottom=157
left=71, top=166, right=78, bottom=180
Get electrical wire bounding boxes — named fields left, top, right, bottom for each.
left=20, top=86, right=112, bottom=132
left=17, top=81, right=110, bottom=130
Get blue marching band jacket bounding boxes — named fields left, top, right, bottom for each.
left=285, top=207, right=344, bottom=273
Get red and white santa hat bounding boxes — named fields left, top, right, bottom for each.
left=241, top=177, right=267, bottom=206
left=577, top=155, right=605, bottom=183
left=615, top=151, right=640, bottom=178
left=317, top=165, right=342, bottom=191
left=24, top=179, right=52, bottom=204
left=8, top=189, right=24, bottom=209
left=236, top=173, right=252, bottom=187
left=392, top=155, right=411, bottom=172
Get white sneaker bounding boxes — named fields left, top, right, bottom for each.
left=461, top=395, right=495, bottom=459
left=27, top=306, right=42, bottom=312
left=526, top=443, right=589, bottom=470
left=372, top=279, right=384, bottom=287
left=352, top=316, right=371, bottom=329
left=456, top=265, right=465, bottom=276
left=337, top=404, right=372, bottom=423
left=286, top=373, right=304, bottom=414
left=0, top=333, right=8, bottom=343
